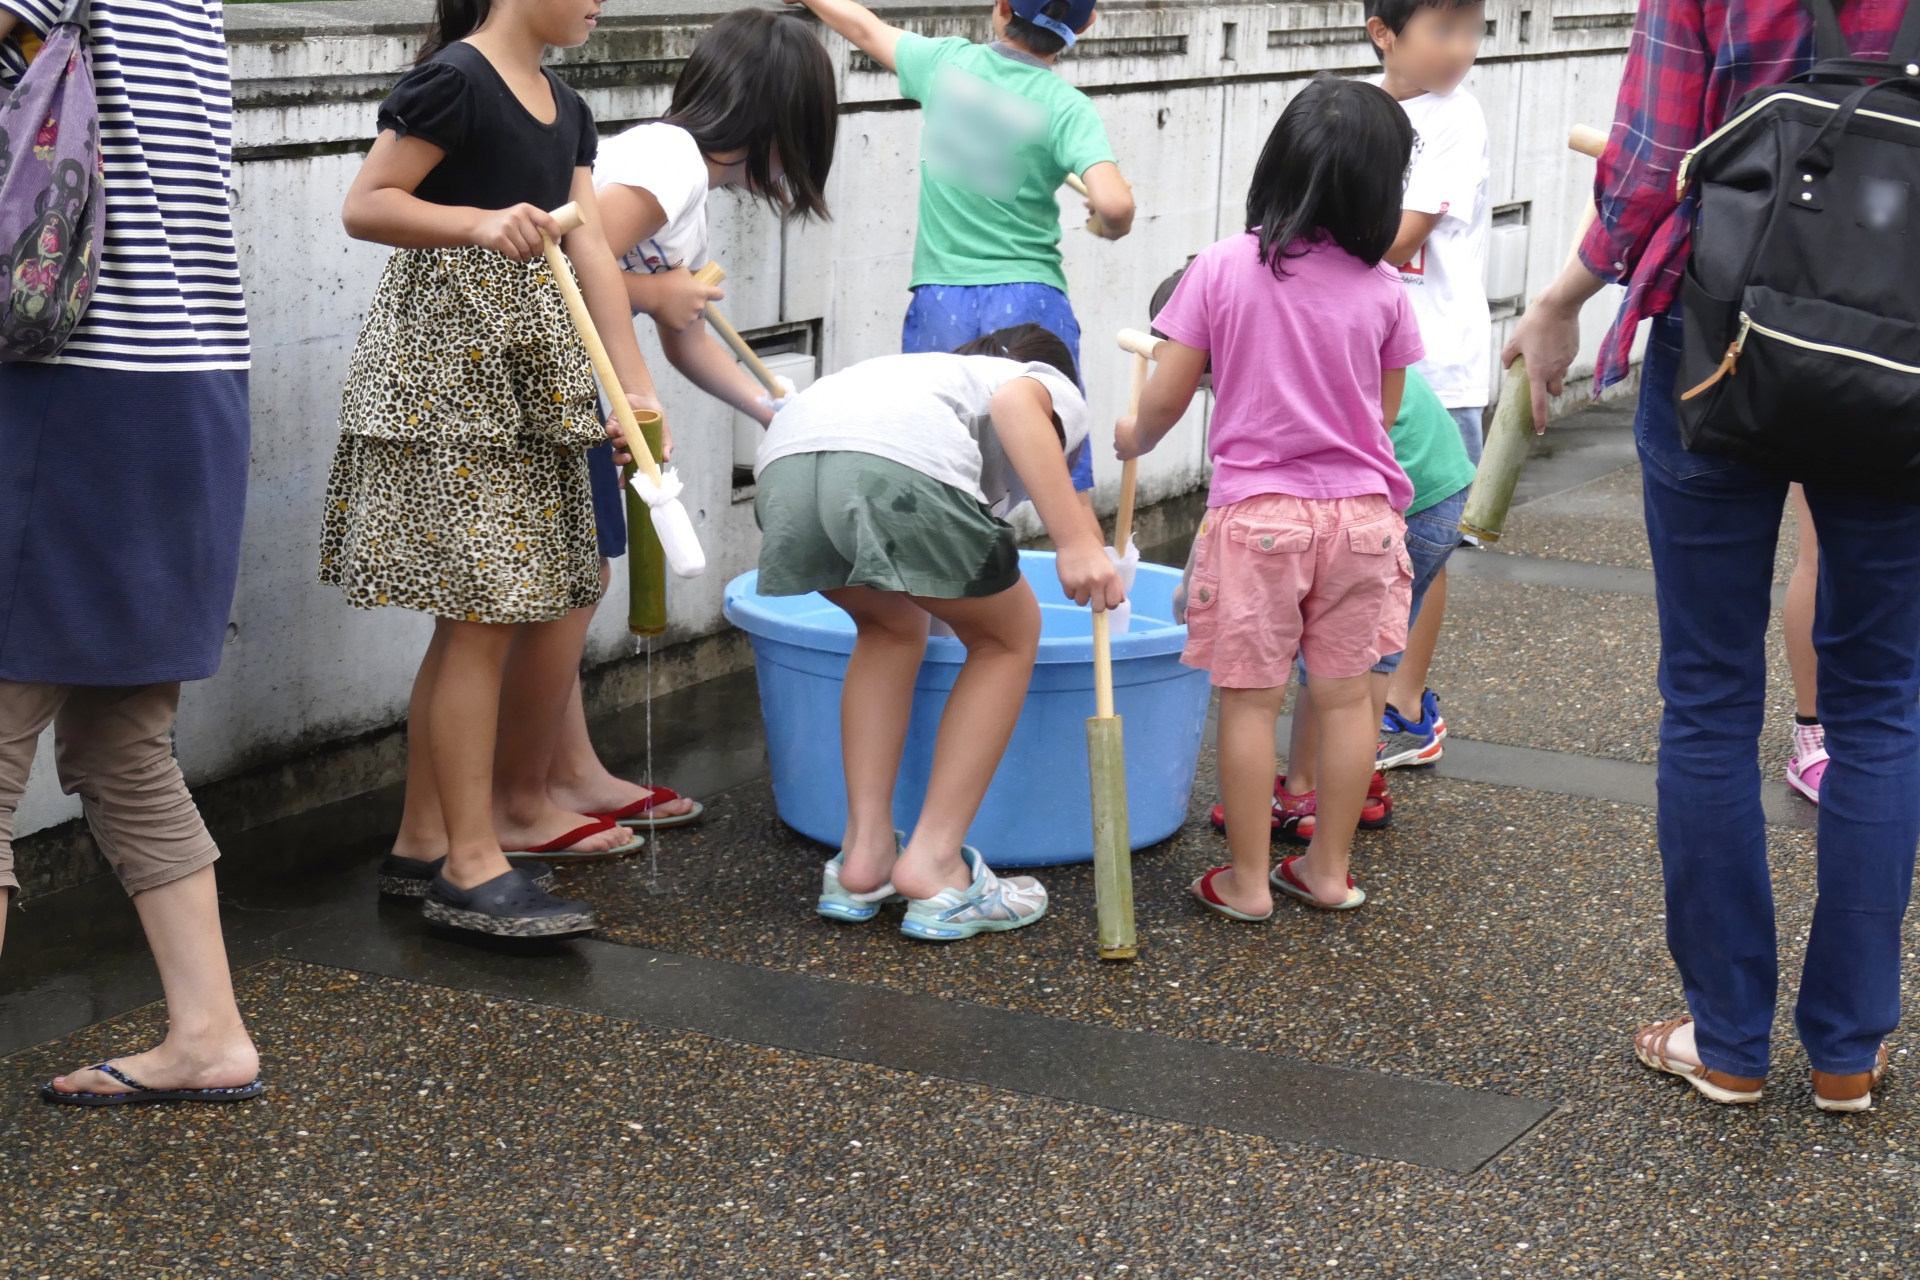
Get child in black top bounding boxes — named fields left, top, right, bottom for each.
left=324, top=0, right=655, bottom=938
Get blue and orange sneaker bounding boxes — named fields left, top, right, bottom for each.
left=1377, top=688, right=1445, bottom=770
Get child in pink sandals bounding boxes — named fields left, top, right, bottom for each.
left=1117, top=78, right=1422, bottom=919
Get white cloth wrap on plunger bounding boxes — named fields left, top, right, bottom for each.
left=1104, top=536, right=1140, bottom=634
left=629, top=466, right=707, bottom=578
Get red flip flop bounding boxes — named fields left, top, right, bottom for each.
left=1188, top=866, right=1273, bottom=922
left=591, top=786, right=705, bottom=830
left=1271, top=855, right=1366, bottom=911
left=505, top=817, right=644, bottom=864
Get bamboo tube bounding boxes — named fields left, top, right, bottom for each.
left=626, top=409, right=668, bottom=636
left=1086, top=334, right=1160, bottom=963
left=691, top=261, right=782, bottom=396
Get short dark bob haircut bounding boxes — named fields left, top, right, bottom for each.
left=954, top=324, right=1079, bottom=444
left=1244, top=76, right=1413, bottom=277
left=1365, top=0, right=1483, bottom=62
left=665, top=9, right=838, bottom=221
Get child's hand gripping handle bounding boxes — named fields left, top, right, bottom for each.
left=543, top=202, right=706, bottom=578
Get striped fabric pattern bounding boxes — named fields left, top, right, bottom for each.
left=1, top=0, right=248, bottom=370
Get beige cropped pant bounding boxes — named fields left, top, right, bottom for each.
left=0, top=682, right=219, bottom=898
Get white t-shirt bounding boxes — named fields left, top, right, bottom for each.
left=1379, top=80, right=1492, bottom=409
left=756, top=353, right=1088, bottom=516
left=593, top=122, right=711, bottom=274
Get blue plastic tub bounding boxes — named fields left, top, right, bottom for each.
left=723, top=550, right=1211, bottom=867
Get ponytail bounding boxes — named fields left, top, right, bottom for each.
left=417, top=0, right=490, bottom=63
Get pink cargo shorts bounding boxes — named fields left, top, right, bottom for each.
left=1181, top=492, right=1413, bottom=688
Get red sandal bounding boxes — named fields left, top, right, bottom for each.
left=591, top=785, right=705, bottom=831
left=504, top=817, right=644, bottom=864
left=1188, top=867, right=1273, bottom=922
left=1210, top=774, right=1390, bottom=844
left=1271, top=855, right=1366, bottom=910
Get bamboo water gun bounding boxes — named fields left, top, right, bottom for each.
left=1082, top=327, right=1162, bottom=963
left=1458, top=125, right=1608, bottom=543
left=543, top=204, right=706, bottom=582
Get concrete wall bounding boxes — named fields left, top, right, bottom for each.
left=13, top=0, right=1638, bottom=843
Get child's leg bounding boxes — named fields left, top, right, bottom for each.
left=1280, top=672, right=1387, bottom=796
left=1295, top=670, right=1377, bottom=902
left=1785, top=483, right=1820, bottom=720
left=890, top=580, right=1042, bottom=899
left=1215, top=684, right=1289, bottom=914
left=428, top=618, right=520, bottom=887
left=822, top=585, right=931, bottom=894
left=545, top=561, right=696, bottom=820
left=493, top=607, right=629, bottom=854
left=1386, top=566, right=1447, bottom=717
left=392, top=624, right=451, bottom=861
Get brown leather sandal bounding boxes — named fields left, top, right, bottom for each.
left=1634, top=1016, right=1764, bottom=1105
left=1813, top=1044, right=1890, bottom=1114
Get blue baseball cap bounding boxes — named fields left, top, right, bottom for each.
left=1008, top=0, right=1097, bottom=48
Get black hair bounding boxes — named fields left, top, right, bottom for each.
left=954, top=324, right=1078, bottom=444
left=1005, top=0, right=1076, bottom=58
left=1243, top=76, right=1412, bottom=276
left=954, top=323, right=1079, bottom=384
left=418, top=0, right=487, bottom=63
left=664, top=10, right=838, bottom=221
left=1365, top=0, right=1481, bottom=62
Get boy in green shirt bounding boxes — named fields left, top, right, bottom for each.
left=785, top=0, right=1136, bottom=494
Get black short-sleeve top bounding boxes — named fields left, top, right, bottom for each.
left=377, top=42, right=597, bottom=212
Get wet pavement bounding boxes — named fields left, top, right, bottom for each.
left=3, top=403, right=1903, bottom=1278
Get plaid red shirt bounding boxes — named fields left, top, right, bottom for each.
left=1579, top=0, right=1907, bottom=390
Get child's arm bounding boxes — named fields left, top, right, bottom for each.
left=1381, top=367, right=1406, bottom=433
left=343, top=133, right=565, bottom=258
left=1112, top=340, right=1208, bottom=461
left=991, top=379, right=1126, bottom=611
left=1079, top=162, right=1136, bottom=241
left=1384, top=210, right=1442, bottom=268
left=658, top=322, right=787, bottom=426
left=782, top=0, right=904, bottom=71
left=560, top=170, right=670, bottom=457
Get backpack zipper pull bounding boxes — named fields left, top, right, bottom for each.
left=1681, top=313, right=1753, bottom=400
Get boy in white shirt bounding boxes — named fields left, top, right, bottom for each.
left=1365, top=0, right=1490, bottom=766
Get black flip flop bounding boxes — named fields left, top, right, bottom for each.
left=41, top=1061, right=265, bottom=1107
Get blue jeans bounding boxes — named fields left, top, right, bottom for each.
left=903, top=282, right=1094, bottom=492
left=1449, top=406, right=1484, bottom=467
left=1639, top=313, right=1920, bottom=1077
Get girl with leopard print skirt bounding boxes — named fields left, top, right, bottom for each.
left=321, top=0, right=657, bottom=939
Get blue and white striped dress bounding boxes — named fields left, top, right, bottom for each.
left=0, top=0, right=250, bottom=684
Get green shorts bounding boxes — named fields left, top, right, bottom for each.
left=754, top=451, right=1022, bottom=599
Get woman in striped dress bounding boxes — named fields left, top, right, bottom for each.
left=0, top=0, right=261, bottom=1104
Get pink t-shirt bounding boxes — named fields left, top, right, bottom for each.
left=1153, top=232, right=1424, bottom=511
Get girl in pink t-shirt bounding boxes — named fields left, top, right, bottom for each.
left=1116, top=77, right=1422, bottom=918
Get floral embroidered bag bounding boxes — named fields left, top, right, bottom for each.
left=0, top=0, right=101, bottom=361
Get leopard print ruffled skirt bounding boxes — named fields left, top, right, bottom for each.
left=319, top=247, right=608, bottom=624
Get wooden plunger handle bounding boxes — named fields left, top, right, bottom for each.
left=543, top=202, right=663, bottom=485
left=1063, top=171, right=1090, bottom=197
left=1563, top=126, right=1605, bottom=272
left=1091, top=331, right=1161, bottom=720
left=691, top=261, right=783, bottom=397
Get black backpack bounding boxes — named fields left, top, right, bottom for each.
left=1676, top=0, right=1920, bottom=499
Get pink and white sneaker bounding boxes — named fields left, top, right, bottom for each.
left=1786, top=721, right=1829, bottom=804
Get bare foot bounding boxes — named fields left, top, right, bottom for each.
left=495, top=803, right=631, bottom=855
left=1283, top=853, right=1358, bottom=908
left=1199, top=865, right=1273, bottom=916
left=837, top=830, right=901, bottom=896
left=50, top=1035, right=259, bottom=1097
left=890, top=841, right=980, bottom=901
left=550, top=773, right=696, bottom=821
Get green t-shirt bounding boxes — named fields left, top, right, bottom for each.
left=894, top=34, right=1117, bottom=292
left=1391, top=368, right=1477, bottom=516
